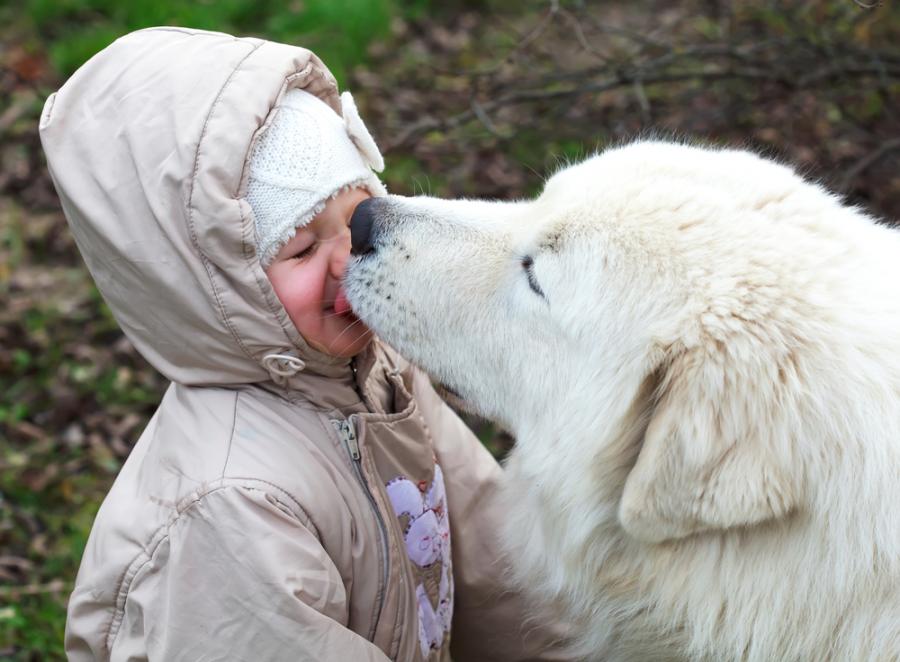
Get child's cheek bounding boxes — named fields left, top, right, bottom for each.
left=291, top=261, right=327, bottom=312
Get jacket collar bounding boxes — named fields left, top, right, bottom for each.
left=257, top=340, right=391, bottom=415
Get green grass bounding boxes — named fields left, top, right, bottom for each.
left=15, top=0, right=419, bottom=84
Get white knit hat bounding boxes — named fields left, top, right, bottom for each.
left=246, top=88, right=387, bottom=268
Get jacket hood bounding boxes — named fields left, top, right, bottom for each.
left=39, top=27, right=371, bottom=387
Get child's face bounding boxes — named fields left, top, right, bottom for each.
left=265, top=187, right=374, bottom=357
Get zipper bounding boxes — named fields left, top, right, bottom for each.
left=339, top=416, right=361, bottom=461
left=332, top=414, right=390, bottom=640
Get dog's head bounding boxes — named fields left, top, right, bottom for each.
left=346, top=140, right=861, bottom=543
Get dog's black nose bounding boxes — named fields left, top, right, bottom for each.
left=350, top=198, right=378, bottom=256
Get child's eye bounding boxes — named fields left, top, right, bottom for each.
left=290, top=242, right=317, bottom=261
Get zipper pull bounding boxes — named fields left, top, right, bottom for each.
left=345, top=419, right=361, bottom=461
left=333, top=417, right=361, bottom=461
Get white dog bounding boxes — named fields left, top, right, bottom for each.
left=344, top=141, right=900, bottom=661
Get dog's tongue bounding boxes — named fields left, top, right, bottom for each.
left=333, top=286, right=352, bottom=316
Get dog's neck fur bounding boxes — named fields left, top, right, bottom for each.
left=502, top=326, right=900, bottom=661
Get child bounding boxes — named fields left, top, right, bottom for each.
left=40, top=27, right=571, bottom=661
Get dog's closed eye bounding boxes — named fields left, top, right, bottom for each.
left=521, top=256, right=546, bottom=299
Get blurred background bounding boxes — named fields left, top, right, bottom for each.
left=1, top=0, right=898, bottom=658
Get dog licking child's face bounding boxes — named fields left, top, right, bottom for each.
left=265, top=188, right=374, bottom=357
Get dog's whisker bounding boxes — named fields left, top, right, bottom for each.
left=344, top=326, right=372, bottom=351
left=326, top=317, right=366, bottom=352
left=321, top=310, right=355, bottom=320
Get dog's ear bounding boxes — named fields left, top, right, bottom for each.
left=619, top=344, right=799, bottom=543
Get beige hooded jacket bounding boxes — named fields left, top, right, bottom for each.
left=39, top=27, right=572, bottom=662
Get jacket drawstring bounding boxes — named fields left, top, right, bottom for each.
left=262, top=353, right=306, bottom=386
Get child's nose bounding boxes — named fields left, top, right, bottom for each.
left=328, top=235, right=351, bottom=279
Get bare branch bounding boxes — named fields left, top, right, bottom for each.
left=839, top=137, right=900, bottom=193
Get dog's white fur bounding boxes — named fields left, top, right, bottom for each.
left=345, top=141, right=900, bottom=661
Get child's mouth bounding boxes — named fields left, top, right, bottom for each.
left=333, top=286, right=352, bottom=316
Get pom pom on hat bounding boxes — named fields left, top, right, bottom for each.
left=246, top=88, right=386, bottom=268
